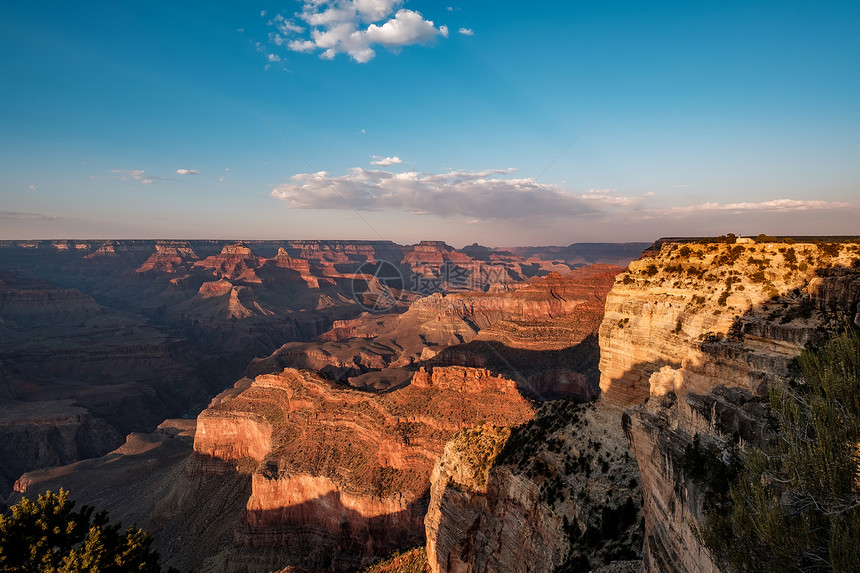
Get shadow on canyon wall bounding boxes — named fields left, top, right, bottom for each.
left=236, top=487, right=430, bottom=571
left=419, top=335, right=602, bottom=401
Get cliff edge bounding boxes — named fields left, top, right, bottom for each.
left=598, top=239, right=860, bottom=572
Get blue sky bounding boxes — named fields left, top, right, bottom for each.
left=1, top=1, right=858, bottom=246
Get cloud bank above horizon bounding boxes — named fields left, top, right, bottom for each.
left=270, top=166, right=858, bottom=224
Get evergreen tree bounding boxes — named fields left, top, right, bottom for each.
left=700, top=331, right=860, bottom=572
left=0, top=489, right=170, bottom=572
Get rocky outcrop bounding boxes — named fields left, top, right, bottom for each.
left=425, top=400, right=643, bottom=573
left=194, top=367, right=536, bottom=571
left=599, top=240, right=860, bottom=572
left=410, top=366, right=519, bottom=395
left=195, top=409, right=272, bottom=464
left=136, top=241, right=199, bottom=274
left=251, top=266, right=621, bottom=398
left=599, top=241, right=860, bottom=405
left=193, top=243, right=267, bottom=283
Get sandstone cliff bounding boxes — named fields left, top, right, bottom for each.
left=598, top=240, right=860, bottom=572
left=194, top=366, right=536, bottom=571
left=424, top=399, right=643, bottom=573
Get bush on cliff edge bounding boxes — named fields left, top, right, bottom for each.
left=700, top=331, right=860, bottom=572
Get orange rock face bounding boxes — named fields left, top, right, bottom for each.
left=193, top=243, right=267, bottom=282
left=136, top=241, right=198, bottom=274
left=410, top=366, right=518, bottom=395
left=193, top=367, right=536, bottom=569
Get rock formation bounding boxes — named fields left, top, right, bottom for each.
left=193, top=366, right=536, bottom=570
left=250, top=265, right=621, bottom=399
left=136, top=241, right=199, bottom=274
left=424, top=399, right=643, bottom=573
left=599, top=240, right=860, bottom=572
left=0, top=269, right=211, bottom=498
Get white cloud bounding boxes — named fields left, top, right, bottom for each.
left=458, top=27, right=473, bottom=36
left=656, top=199, right=858, bottom=215
left=266, top=1, right=447, bottom=63
left=277, top=20, right=304, bottom=34
left=370, top=155, right=403, bottom=166
left=260, top=10, right=267, bottom=17
left=175, top=168, right=199, bottom=175
left=271, top=167, right=603, bottom=220
left=267, top=53, right=281, bottom=62
left=364, top=10, right=446, bottom=45
left=578, top=188, right=642, bottom=207
left=110, top=169, right=169, bottom=185
left=267, top=164, right=860, bottom=234
left=354, top=0, right=401, bottom=21
left=288, top=39, right=317, bottom=52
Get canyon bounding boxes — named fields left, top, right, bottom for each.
left=1, top=238, right=640, bottom=569
left=6, top=236, right=860, bottom=573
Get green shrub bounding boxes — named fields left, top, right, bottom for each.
left=0, top=489, right=170, bottom=573
left=699, top=331, right=860, bottom=572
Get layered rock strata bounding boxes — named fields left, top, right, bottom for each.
left=0, top=270, right=209, bottom=496
left=250, top=266, right=621, bottom=399
left=194, top=366, right=536, bottom=571
left=11, top=420, right=261, bottom=573
left=599, top=240, right=860, bottom=572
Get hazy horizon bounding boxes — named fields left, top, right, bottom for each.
left=2, top=2, right=858, bottom=245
